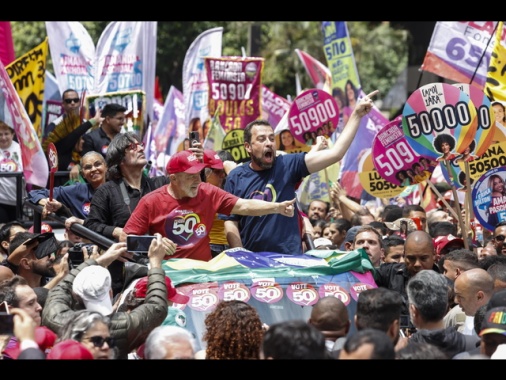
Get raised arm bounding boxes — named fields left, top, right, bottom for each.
left=304, top=90, right=379, bottom=174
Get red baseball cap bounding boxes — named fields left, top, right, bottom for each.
left=166, top=151, right=206, bottom=175
left=47, top=340, right=94, bottom=360
left=203, top=149, right=224, bottom=170
left=3, top=326, right=57, bottom=359
left=134, top=275, right=190, bottom=305
left=433, top=234, right=465, bottom=256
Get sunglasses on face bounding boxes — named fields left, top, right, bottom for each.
left=86, top=335, right=115, bottom=348
left=494, top=235, right=506, bottom=242
left=126, top=142, right=144, bottom=151
left=64, top=98, right=80, bottom=104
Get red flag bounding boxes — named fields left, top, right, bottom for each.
left=0, top=22, right=15, bottom=66
left=154, top=76, right=164, bottom=104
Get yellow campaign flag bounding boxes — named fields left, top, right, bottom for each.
left=203, top=104, right=226, bottom=151
left=6, top=38, right=48, bottom=140
left=485, top=21, right=506, bottom=102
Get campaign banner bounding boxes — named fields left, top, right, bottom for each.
left=183, top=27, right=223, bottom=131
left=372, top=118, right=438, bottom=187
left=45, top=22, right=96, bottom=97
left=359, top=149, right=405, bottom=199
left=6, top=39, right=48, bottom=140
left=151, top=86, right=186, bottom=161
left=0, top=60, right=49, bottom=187
left=288, top=88, right=339, bottom=144
left=422, top=22, right=506, bottom=88
left=205, top=56, right=264, bottom=133
left=321, top=21, right=388, bottom=200
left=261, top=85, right=291, bottom=129
left=402, top=82, right=478, bottom=161
left=472, top=166, right=506, bottom=232
left=85, top=90, right=145, bottom=136
left=163, top=248, right=376, bottom=350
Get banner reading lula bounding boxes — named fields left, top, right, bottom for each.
left=182, top=27, right=223, bottom=132
left=205, top=56, right=264, bottom=132
left=321, top=22, right=389, bottom=200
left=45, top=22, right=96, bottom=98
left=92, top=21, right=157, bottom=130
left=5, top=39, right=48, bottom=140
left=421, top=22, right=506, bottom=88
left=0, top=60, right=48, bottom=188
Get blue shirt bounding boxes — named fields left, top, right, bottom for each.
left=223, top=153, right=309, bottom=255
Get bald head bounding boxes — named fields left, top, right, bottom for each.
left=310, top=296, right=349, bottom=331
left=405, top=231, right=434, bottom=252
left=454, top=268, right=494, bottom=316
left=404, top=231, right=436, bottom=277
left=0, top=265, right=14, bottom=282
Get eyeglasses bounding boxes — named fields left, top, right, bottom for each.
left=494, top=235, right=506, bottom=242
left=127, top=142, right=144, bottom=151
left=82, top=161, right=104, bottom=171
left=85, top=336, right=116, bottom=348
left=64, top=98, right=80, bottom=104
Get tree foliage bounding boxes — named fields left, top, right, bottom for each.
left=10, top=21, right=409, bottom=107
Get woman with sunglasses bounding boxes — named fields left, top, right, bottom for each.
left=58, top=310, right=116, bottom=360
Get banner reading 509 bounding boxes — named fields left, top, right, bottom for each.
left=359, top=149, right=404, bottom=198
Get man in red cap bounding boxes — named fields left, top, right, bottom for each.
left=203, top=149, right=236, bottom=257
left=122, top=150, right=296, bottom=262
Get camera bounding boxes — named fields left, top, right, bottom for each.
left=127, top=235, right=156, bottom=256
left=399, top=314, right=410, bottom=329
left=68, top=243, right=94, bottom=268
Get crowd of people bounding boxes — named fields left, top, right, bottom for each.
left=1, top=87, right=506, bottom=360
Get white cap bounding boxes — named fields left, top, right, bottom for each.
left=72, top=266, right=113, bottom=316
left=313, top=237, right=333, bottom=248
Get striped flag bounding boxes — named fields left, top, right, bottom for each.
left=0, top=60, right=49, bottom=187
left=295, top=49, right=332, bottom=94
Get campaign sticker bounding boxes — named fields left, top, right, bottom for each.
left=372, top=117, right=438, bottom=186
left=286, top=282, right=319, bottom=306
left=288, top=88, right=339, bottom=144
left=359, top=149, right=405, bottom=198
left=458, top=141, right=506, bottom=183
left=222, top=129, right=248, bottom=163
left=349, top=282, right=376, bottom=301
left=472, top=166, right=506, bottom=232
left=218, top=281, right=251, bottom=302
left=251, top=279, right=284, bottom=304
left=402, top=82, right=478, bottom=161
left=183, top=282, right=220, bottom=312
left=317, top=283, right=351, bottom=306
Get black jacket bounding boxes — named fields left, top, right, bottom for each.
left=409, top=327, right=480, bottom=358
left=42, top=259, right=168, bottom=359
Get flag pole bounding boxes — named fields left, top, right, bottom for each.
left=469, top=21, right=499, bottom=84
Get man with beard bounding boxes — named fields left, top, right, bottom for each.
left=122, top=150, right=297, bottom=262
left=1, top=231, right=65, bottom=289
left=222, top=90, right=379, bottom=255
left=492, top=221, right=506, bottom=256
